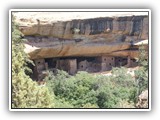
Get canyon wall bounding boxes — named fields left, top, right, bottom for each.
left=15, top=14, right=149, bottom=59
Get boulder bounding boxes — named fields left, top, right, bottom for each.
left=136, top=90, right=148, bottom=108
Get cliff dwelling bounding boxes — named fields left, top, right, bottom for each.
left=14, top=12, right=149, bottom=81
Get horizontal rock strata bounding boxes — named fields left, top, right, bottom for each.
left=14, top=13, right=149, bottom=59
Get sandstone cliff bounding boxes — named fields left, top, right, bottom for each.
left=14, top=12, right=149, bottom=59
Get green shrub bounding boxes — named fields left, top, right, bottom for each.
left=135, top=44, right=148, bottom=98
left=116, top=99, right=135, bottom=108
left=135, top=67, right=148, bottom=96
left=45, top=71, right=98, bottom=108
left=12, top=17, right=54, bottom=108
left=12, top=72, right=54, bottom=108
left=54, top=98, right=74, bottom=108
left=95, top=67, right=137, bottom=108
left=45, top=68, right=138, bottom=108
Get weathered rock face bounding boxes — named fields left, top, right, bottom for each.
left=24, top=38, right=147, bottom=60
left=14, top=12, right=149, bottom=80
left=18, top=15, right=148, bottom=39
left=136, top=90, right=148, bottom=108
left=15, top=14, right=149, bottom=59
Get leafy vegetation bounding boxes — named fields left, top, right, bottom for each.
left=12, top=17, right=54, bottom=108
left=45, top=67, right=138, bottom=108
left=135, top=44, right=148, bottom=97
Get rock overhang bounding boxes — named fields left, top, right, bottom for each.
left=14, top=12, right=149, bottom=59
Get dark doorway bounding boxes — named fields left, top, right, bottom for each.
left=45, top=58, right=57, bottom=68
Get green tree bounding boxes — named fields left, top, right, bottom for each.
left=45, top=69, right=137, bottom=108
left=12, top=16, right=54, bottom=108
left=138, top=44, right=148, bottom=68
left=45, top=70, right=98, bottom=108
left=96, top=67, right=137, bottom=108
left=135, top=44, right=148, bottom=97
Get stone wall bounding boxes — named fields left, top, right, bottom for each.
left=56, top=59, right=77, bottom=75
left=32, top=55, right=138, bottom=80
left=67, top=59, right=77, bottom=75
left=33, top=59, right=48, bottom=80
left=96, top=56, right=115, bottom=71
left=115, top=57, right=128, bottom=67
left=78, top=60, right=88, bottom=71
